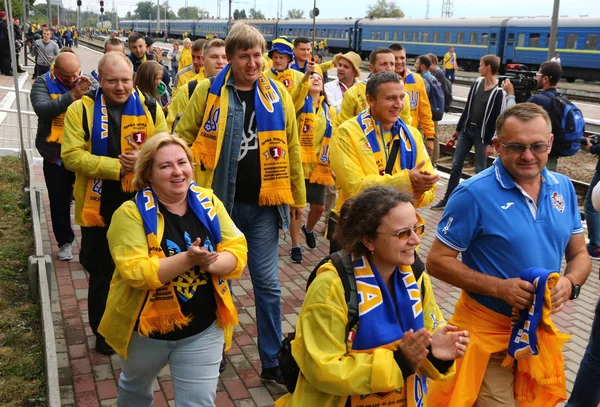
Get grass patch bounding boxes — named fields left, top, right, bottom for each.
left=0, top=156, right=45, bottom=407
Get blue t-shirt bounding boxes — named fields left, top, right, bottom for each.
left=436, top=158, right=583, bottom=316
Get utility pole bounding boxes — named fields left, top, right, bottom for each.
left=228, top=0, right=232, bottom=32
left=47, top=0, right=52, bottom=26
left=441, top=0, right=453, bottom=18
left=77, top=0, right=81, bottom=29
left=425, top=0, right=430, bottom=18
left=548, top=0, right=560, bottom=60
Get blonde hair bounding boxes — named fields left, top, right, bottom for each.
left=225, top=22, right=266, bottom=57
left=132, top=133, right=193, bottom=191
left=98, top=51, right=133, bottom=77
left=183, top=38, right=192, bottom=48
left=203, top=38, right=225, bottom=55
left=495, top=103, right=552, bottom=139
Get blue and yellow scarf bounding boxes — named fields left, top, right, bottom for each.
left=191, top=64, right=294, bottom=206
left=350, top=256, right=426, bottom=407
left=45, top=69, right=69, bottom=143
left=270, top=67, right=295, bottom=93
left=298, top=94, right=334, bottom=185
left=80, top=88, right=148, bottom=227
left=357, top=110, right=417, bottom=176
left=135, top=182, right=238, bottom=348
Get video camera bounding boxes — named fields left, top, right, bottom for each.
left=582, top=133, right=600, bottom=146
left=498, top=64, right=538, bottom=103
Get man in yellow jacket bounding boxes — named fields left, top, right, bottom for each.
left=61, top=52, right=167, bottom=355
left=390, top=43, right=436, bottom=155
left=176, top=23, right=306, bottom=384
left=333, top=47, right=412, bottom=128
left=167, top=38, right=227, bottom=132
left=329, top=71, right=438, bottom=253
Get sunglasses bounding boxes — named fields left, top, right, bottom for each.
left=498, top=140, right=550, bottom=154
left=376, top=224, right=425, bottom=240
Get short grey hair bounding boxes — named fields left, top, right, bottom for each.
left=366, top=71, right=403, bottom=99
left=495, top=103, right=552, bottom=139
left=98, top=51, right=133, bottom=77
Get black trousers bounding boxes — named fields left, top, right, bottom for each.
left=43, top=160, right=75, bottom=247
left=80, top=225, right=114, bottom=336
left=0, top=43, right=12, bottom=75
left=34, top=63, right=50, bottom=78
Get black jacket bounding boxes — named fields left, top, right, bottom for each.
left=31, top=73, right=98, bottom=162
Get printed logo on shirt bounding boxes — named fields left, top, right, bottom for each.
left=551, top=192, right=565, bottom=213
left=238, top=100, right=258, bottom=161
left=442, top=217, right=453, bottom=235
left=409, top=89, right=419, bottom=109
left=203, top=105, right=220, bottom=133
left=131, top=132, right=146, bottom=145
left=501, top=202, right=515, bottom=210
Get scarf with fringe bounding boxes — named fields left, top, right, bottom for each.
left=298, top=94, right=334, bottom=185
left=191, top=64, right=294, bottom=206
left=428, top=290, right=570, bottom=407
left=80, top=88, right=148, bottom=227
left=45, top=69, right=69, bottom=143
left=349, top=256, right=427, bottom=407
left=270, top=67, right=295, bottom=93
left=135, top=182, right=238, bottom=349
left=357, top=110, right=416, bottom=176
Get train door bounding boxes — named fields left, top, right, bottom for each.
left=488, top=32, right=498, bottom=55
left=504, top=32, right=516, bottom=62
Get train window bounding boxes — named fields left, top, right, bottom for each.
left=422, top=31, right=429, bottom=42
left=565, top=34, right=578, bottom=49
left=481, top=33, right=488, bottom=46
left=412, top=32, right=418, bottom=42
left=344, top=30, right=349, bottom=39
left=469, top=32, right=477, bottom=45
left=328, top=29, right=332, bottom=37
left=529, top=33, right=540, bottom=47
left=586, top=34, right=599, bottom=50
left=457, top=32, right=465, bottom=44
left=384, top=30, right=389, bottom=41
left=402, top=31, right=408, bottom=42
left=433, top=32, right=440, bottom=43
left=444, top=32, right=451, bottom=43
left=393, top=30, right=398, bottom=41
left=517, top=33, right=525, bottom=47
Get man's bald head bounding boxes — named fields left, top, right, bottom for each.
left=98, top=51, right=133, bottom=77
left=54, top=52, right=81, bottom=89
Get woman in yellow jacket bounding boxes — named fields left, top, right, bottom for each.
left=276, top=186, right=469, bottom=407
left=98, top=134, right=247, bottom=406
left=178, top=37, right=192, bottom=72
left=289, top=65, right=336, bottom=264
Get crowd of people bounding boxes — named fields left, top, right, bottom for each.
left=27, top=19, right=600, bottom=407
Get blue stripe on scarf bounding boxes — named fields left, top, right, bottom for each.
left=322, top=102, right=332, bottom=139
left=508, top=267, right=553, bottom=359
left=45, top=71, right=69, bottom=95
left=357, top=113, right=417, bottom=171
left=135, top=182, right=222, bottom=246
left=209, top=64, right=285, bottom=133
left=352, top=257, right=425, bottom=351
left=91, top=88, right=145, bottom=157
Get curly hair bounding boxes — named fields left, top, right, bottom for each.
left=333, top=186, right=413, bottom=256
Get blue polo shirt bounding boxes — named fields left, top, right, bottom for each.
left=436, top=158, right=583, bottom=316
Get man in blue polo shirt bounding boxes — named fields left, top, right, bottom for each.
left=427, top=103, right=591, bottom=406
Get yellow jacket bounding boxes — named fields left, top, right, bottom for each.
left=402, top=69, right=435, bottom=140
left=265, top=68, right=310, bottom=113
left=330, top=114, right=436, bottom=214
left=443, top=52, right=457, bottom=70
left=300, top=99, right=336, bottom=179
left=275, top=263, right=454, bottom=407
left=97, top=190, right=248, bottom=359
left=61, top=92, right=168, bottom=226
left=176, top=77, right=306, bottom=209
left=174, top=66, right=204, bottom=90
left=167, top=80, right=194, bottom=132
left=332, top=82, right=412, bottom=128
left=179, top=48, right=192, bottom=72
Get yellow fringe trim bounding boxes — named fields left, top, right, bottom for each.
left=121, top=174, right=134, bottom=193
left=137, top=312, right=192, bottom=337
left=309, top=172, right=334, bottom=186
left=81, top=211, right=105, bottom=227
left=46, top=132, right=62, bottom=144
left=258, top=189, right=294, bottom=206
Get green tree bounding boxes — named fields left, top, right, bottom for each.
left=178, top=6, right=199, bottom=19
left=366, top=0, right=404, bottom=18
left=286, top=8, right=304, bottom=19
left=135, top=1, right=154, bottom=19
left=233, top=8, right=246, bottom=20
left=248, top=8, right=265, bottom=20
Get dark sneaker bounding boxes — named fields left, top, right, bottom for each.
left=219, top=353, right=227, bottom=373
left=261, top=366, right=285, bottom=385
left=290, top=247, right=303, bottom=264
left=431, top=200, right=447, bottom=211
left=588, top=244, right=600, bottom=260
left=302, top=224, right=317, bottom=249
left=95, top=335, right=116, bottom=355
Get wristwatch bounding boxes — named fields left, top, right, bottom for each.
left=569, top=281, right=581, bottom=300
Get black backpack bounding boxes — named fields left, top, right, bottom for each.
left=277, top=251, right=426, bottom=394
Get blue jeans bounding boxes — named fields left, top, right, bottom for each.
left=584, top=160, right=600, bottom=249
left=443, top=126, right=488, bottom=202
left=566, top=299, right=600, bottom=407
left=231, top=202, right=282, bottom=369
left=118, top=322, right=224, bottom=407
left=445, top=68, right=456, bottom=83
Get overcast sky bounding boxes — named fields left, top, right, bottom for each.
left=45, top=0, right=600, bottom=20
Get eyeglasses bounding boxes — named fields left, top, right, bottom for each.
left=535, top=73, right=544, bottom=77
left=497, top=140, right=550, bottom=154
left=376, top=224, right=425, bottom=240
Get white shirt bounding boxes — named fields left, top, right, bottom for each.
left=324, top=78, right=358, bottom=113
left=551, top=56, right=561, bottom=65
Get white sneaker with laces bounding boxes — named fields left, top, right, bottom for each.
left=57, top=243, right=73, bottom=261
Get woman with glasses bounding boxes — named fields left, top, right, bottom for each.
left=275, top=186, right=469, bottom=407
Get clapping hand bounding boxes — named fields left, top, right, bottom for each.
left=399, top=328, right=431, bottom=371
left=186, top=238, right=219, bottom=270
left=431, top=325, right=470, bottom=361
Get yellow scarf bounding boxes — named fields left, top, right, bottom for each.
left=45, top=68, right=69, bottom=144
left=80, top=89, right=149, bottom=227
left=428, top=290, right=570, bottom=407
left=191, top=65, right=294, bottom=206
left=135, top=184, right=238, bottom=350
left=298, top=95, right=334, bottom=185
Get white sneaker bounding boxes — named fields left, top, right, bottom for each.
left=57, top=243, right=73, bottom=261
